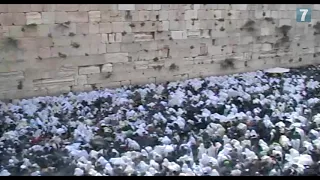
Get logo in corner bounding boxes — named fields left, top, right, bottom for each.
left=296, top=8, right=311, bottom=22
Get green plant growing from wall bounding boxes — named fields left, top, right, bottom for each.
left=71, top=42, right=80, bottom=48
left=241, top=19, right=256, bottom=33
left=314, top=22, right=320, bottom=35
left=69, top=32, right=76, bottom=37
left=17, top=81, right=23, bottom=90
left=277, top=25, right=292, bottom=37
left=58, top=52, right=67, bottom=58
left=169, top=63, right=179, bottom=71
left=129, top=23, right=135, bottom=28
left=274, top=37, right=290, bottom=52
left=21, top=23, right=37, bottom=32
left=57, top=21, right=71, bottom=29
left=125, top=10, right=132, bottom=21
left=91, top=84, right=97, bottom=90
left=0, top=37, right=20, bottom=51
left=105, top=72, right=112, bottom=79
left=220, top=58, right=236, bottom=69
left=153, top=57, right=159, bottom=62
left=153, top=65, right=164, bottom=71
left=264, top=17, right=275, bottom=24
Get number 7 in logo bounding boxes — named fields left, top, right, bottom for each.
left=297, top=8, right=311, bottom=22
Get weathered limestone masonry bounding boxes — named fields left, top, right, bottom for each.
left=0, top=4, right=319, bottom=99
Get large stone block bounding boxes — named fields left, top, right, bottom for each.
left=8, top=26, right=24, bottom=38
left=101, top=34, right=109, bottom=43
left=67, top=12, right=89, bottom=23
left=88, top=22, right=99, bottom=34
left=41, top=12, right=55, bottom=24
left=22, top=25, right=38, bottom=37
left=54, top=12, right=68, bottom=23
left=98, top=43, right=107, bottom=54
left=121, top=33, right=135, bottom=42
left=56, top=4, right=79, bottom=12
left=108, top=33, right=122, bottom=43
left=140, top=41, right=157, bottom=51
left=52, top=36, right=71, bottom=46
left=76, top=75, right=87, bottom=86
left=49, top=23, right=76, bottom=37
left=50, top=46, right=72, bottom=58
left=107, top=43, right=121, bottom=53
left=260, top=27, right=272, bottom=36
left=120, top=43, right=141, bottom=53
left=279, top=19, right=291, bottom=26
left=1, top=13, right=14, bottom=26
left=134, top=61, right=149, bottom=70
left=136, top=4, right=153, bottom=10
left=122, top=22, right=133, bottom=33
left=66, top=54, right=106, bottom=67
left=76, top=23, right=89, bottom=34
left=26, top=12, right=42, bottom=25
left=171, top=31, right=187, bottom=39
left=18, top=38, right=37, bottom=50
left=118, top=4, right=135, bottom=10
left=0, top=5, right=8, bottom=13
left=101, top=63, right=113, bottom=72
left=79, top=4, right=99, bottom=11
left=314, top=5, right=320, bottom=10
left=185, top=10, right=198, bottom=20
left=11, top=13, right=26, bottom=25
left=112, top=22, right=124, bottom=32
left=79, top=66, right=101, bottom=75
left=97, top=4, right=117, bottom=11
left=89, top=11, right=101, bottom=22
left=36, top=37, right=54, bottom=48
left=138, top=11, right=150, bottom=21
left=153, top=4, right=162, bottom=10
left=129, top=50, right=157, bottom=61
left=200, top=29, right=211, bottom=38
left=33, top=78, right=75, bottom=89
left=8, top=4, right=31, bottom=13
left=168, top=10, right=184, bottom=21
left=149, top=11, right=159, bottom=21
left=104, top=53, right=129, bottom=63
left=169, top=20, right=186, bottom=31
left=186, top=20, right=200, bottom=30
left=37, top=25, right=50, bottom=37
left=38, top=47, right=51, bottom=59
left=25, top=68, right=57, bottom=80
left=239, top=36, right=253, bottom=45
left=159, top=10, right=169, bottom=20
left=134, top=32, right=154, bottom=42
left=109, top=10, right=125, bottom=22
left=31, top=4, right=44, bottom=12
left=70, top=44, right=90, bottom=56
left=46, top=85, right=71, bottom=95
left=99, top=22, right=112, bottom=33
left=100, top=11, right=111, bottom=22
left=157, top=21, right=169, bottom=31
left=43, top=4, right=56, bottom=12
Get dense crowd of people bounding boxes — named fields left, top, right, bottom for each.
left=1, top=65, right=320, bottom=176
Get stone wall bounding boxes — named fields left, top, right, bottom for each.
left=0, top=4, right=319, bottom=99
